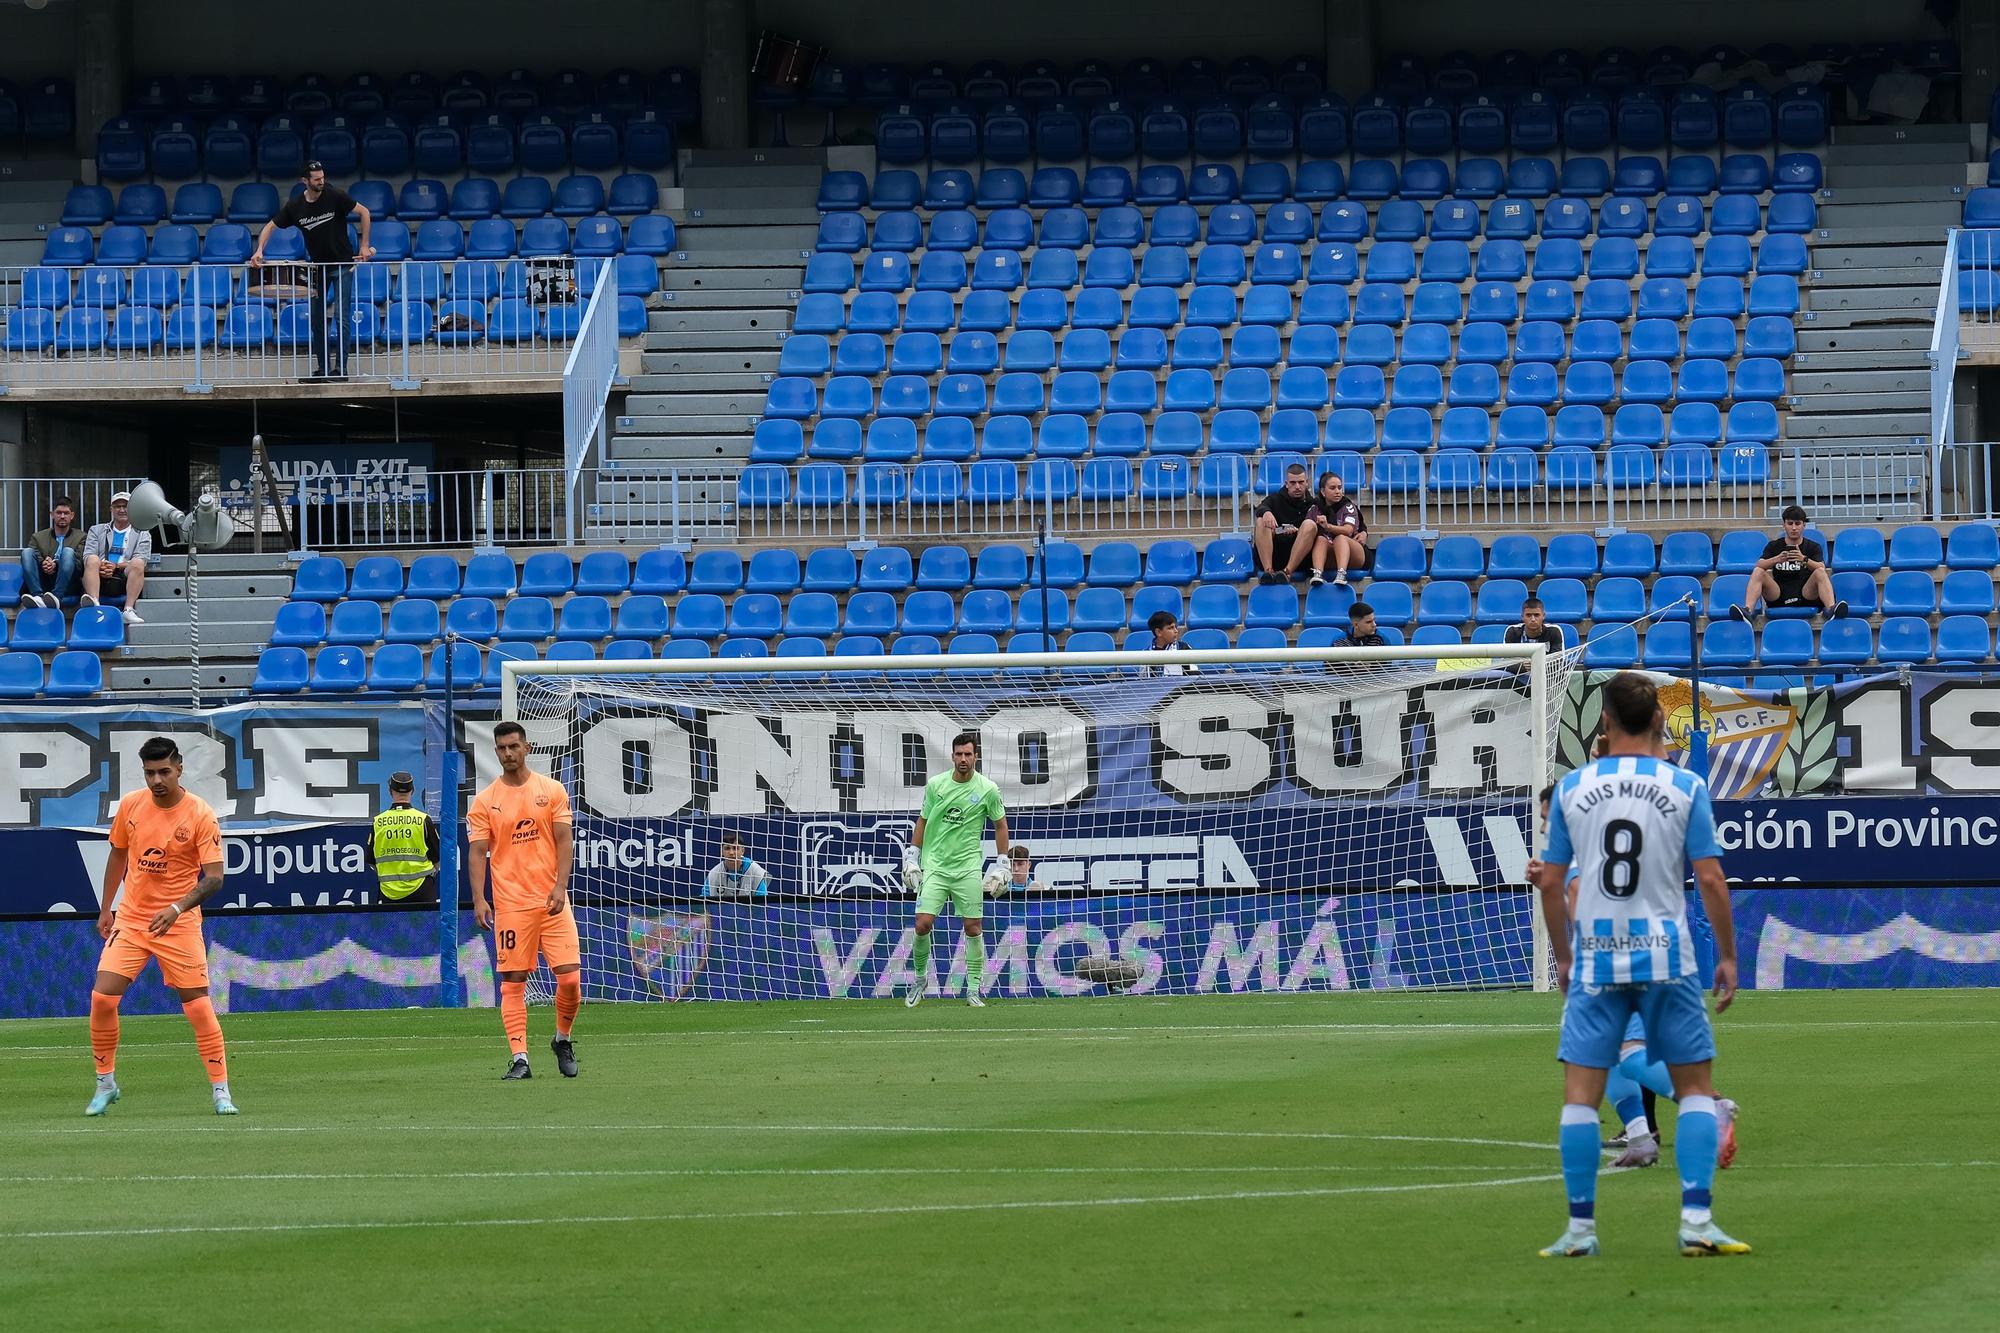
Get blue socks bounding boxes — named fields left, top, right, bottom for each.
left=1619, top=1047, right=1677, bottom=1100
left=1676, top=1094, right=1719, bottom=1222
left=1606, top=1068, right=1646, bottom=1132
left=1559, top=1103, right=1601, bottom=1222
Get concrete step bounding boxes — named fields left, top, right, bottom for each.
left=1811, top=243, right=1944, bottom=269
left=683, top=147, right=831, bottom=169
left=626, top=390, right=769, bottom=416
left=1791, top=348, right=1933, bottom=371
left=1807, top=264, right=1940, bottom=288
left=639, top=350, right=782, bottom=374
left=1825, top=143, right=1972, bottom=166
left=109, top=663, right=259, bottom=694
left=611, top=411, right=761, bottom=435
left=1806, top=285, right=1940, bottom=311
left=662, top=267, right=806, bottom=292
left=119, top=594, right=288, bottom=629
left=1833, top=123, right=1972, bottom=145
left=681, top=165, right=827, bottom=189
left=1816, top=200, right=1963, bottom=228
left=604, top=436, right=752, bottom=462
left=670, top=246, right=815, bottom=268
left=1800, top=325, right=1934, bottom=354
left=682, top=187, right=822, bottom=211
left=1788, top=366, right=1935, bottom=394
left=1817, top=185, right=1965, bottom=206
left=1825, top=165, right=1972, bottom=189
left=1816, top=225, right=1960, bottom=246
left=628, top=370, right=773, bottom=393
left=136, top=572, right=292, bottom=601
left=607, top=436, right=754, bottom=461
left=656, top=288, right=805, bottom=310
left=1786, top=410, right=1929, bottom=438
left=150, top=552, right=295, bottom=575
left=645, top=327, right=789, bottom=351
left=1789, top=390, right=1931, bottom=416
left=121, top=624, right=286, bottom=658
left=646, top=309, right=791, bottom=334
left=673, top=222, right=820, bottom=250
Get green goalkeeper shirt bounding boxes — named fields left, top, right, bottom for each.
left=919, top=769, right=1004, bottom=885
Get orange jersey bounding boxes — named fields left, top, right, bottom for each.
left=107, top=789, right=223, bottom=927
left=468, top=771, right=573, bottom=912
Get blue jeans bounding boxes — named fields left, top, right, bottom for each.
left=310, top=263, right=352, bottom=375
left=21, top=546, right=79, bottom=600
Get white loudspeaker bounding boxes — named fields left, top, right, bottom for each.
left=125, top=480, right=236, bottom=550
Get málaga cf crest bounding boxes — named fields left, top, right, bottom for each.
left=1656, top=679, right=1796, bottom=799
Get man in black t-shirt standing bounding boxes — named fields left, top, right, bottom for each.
left=1252, top=462, right=1320, bottom=584
left=1504, top=596, right=1565, bottom=653
left=1729, top=504, right=1847, bottom=622
left=250, top=160, right=376, bottom=379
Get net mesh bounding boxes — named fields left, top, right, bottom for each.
left=507, top=648, right=1577, bottom=1002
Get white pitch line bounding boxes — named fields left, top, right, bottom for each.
left=5, top=1015, right=1992, bottom=1055
left=0, top=1164, right=1547, bottom=1186
left=0, top=1121, right=1558, bottom=1152
left=0, top=1173, right=1564, bottom=1241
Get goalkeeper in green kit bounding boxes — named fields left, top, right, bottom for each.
left=901, top=731, right=1010, bottom=1009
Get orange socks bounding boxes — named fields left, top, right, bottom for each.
left=89, top=991, right=120, bottom=1076
left=181, top=995, right=228, bottom=1086
left=554, top=974, right=581, bottom=1038
left=500, top=980, right=528, bottom=1056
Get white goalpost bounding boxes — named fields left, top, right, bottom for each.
left=499, top=644, right=1570, bottom=1003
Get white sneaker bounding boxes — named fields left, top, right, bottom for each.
left=38, top=593, right=59, bottom=610
left=121, top=608, right=143, bottom=625
left=966, top=994, right=986, bottom=1008
left=80, top=593, right=98, bottom=608
left=1333, top=571, right=1348, bottom=586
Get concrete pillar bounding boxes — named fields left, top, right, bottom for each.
left=1963, top=0, right=1998, bottom=136
left=73, top=0, right=129, bottom=162
left=701, top=0, right=753, bottom=153
left=1324, top=0, right=1376, bottom=103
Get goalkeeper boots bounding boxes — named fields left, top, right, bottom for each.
left=1538, top=1225, right=1599, bottom=1258
left=903, top=985, right=923, bottom=1009
left=966, top=994, right=985, bottom=1009
left=551, top=1036, right=579, bottom=1078
left=84, top=1083, right=120, bottom=1117
left=502, top=1056, right=532, bottom=1080
left=1679, top=1220, right=1752, bottom=1257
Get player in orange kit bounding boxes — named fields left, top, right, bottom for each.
left=87, top=736, right=235, bottom=1117
left=469, top=721, right=580, bottom=1080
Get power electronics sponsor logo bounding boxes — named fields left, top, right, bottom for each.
left=509, top=817, right=539, bottom=845
left=137, top=845, right=169, bottom=874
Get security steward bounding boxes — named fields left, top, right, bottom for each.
left=365, top=771, right=440, bottom=905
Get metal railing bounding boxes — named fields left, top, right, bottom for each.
left=0, top=475, right=148, bottom=551
left=0, top=258, right=598, bottom=392
left=560, top=261, right=626, bottom=543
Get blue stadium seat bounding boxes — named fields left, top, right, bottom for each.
left=1946, top=524, right=2000, bottom=571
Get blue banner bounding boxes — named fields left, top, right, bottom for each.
left=1712, top=797, right=2000, bottom=888
left=0, top=912, right=491, bottom=1019
left=1731, top=889, right=2000, bottom=990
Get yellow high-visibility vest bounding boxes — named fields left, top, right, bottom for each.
left=371, top=806, right=435, bottom=900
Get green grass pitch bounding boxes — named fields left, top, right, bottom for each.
left=1, top=989, right=1995, bottom=1332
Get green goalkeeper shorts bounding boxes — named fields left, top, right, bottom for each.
left=917, top=873, right=983, bottom=921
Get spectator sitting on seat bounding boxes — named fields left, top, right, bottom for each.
left=1505, top=596, right=1565, bottom=653
left=20, top=494, right=83, bottom=610
left=1252, top=462, right=1320, bottom=585
left=1306, top=470, right=1368, bottom=588
left=81, top=491, right=151, bottom=625
left=1146, top=609, right=1198, bottom=676
left=703, top=831, right=770, bottom=898
left=1729, top=504, right=1847, bottom=623
left=1346, top=601, right=1386, bottom=648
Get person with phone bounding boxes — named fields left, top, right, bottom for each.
left=1729, top=504, right=1846, bottom=622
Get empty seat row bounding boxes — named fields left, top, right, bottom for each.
left=41, top=212, right=669, bottom=267
left=65, top=176, right=672, bottom=231
left=780, top=318, right=1797, bottom=379
left=816, top=194, right=1815, bottom=255
left=790, top=274, right=1801, bottom=335
left=762, top=356, right=1787, bottom=421
left=801, top=236, right=1805, bottom=297
left=0, top=650, right=107, bottom=699
left=749, top=400, right=1782, bottom=465
left=112, top=69, right=699, bottom=120
left=0, top=605, right=127, bottom=652
left=99, top=108, right=678, bottom=181
left=820, top=154, right=1826, bottom=213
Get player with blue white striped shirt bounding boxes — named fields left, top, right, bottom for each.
left=1532, top=673, right=1750, bottom=1259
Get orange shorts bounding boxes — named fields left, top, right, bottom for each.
left=97, top=923, right=210, bottom=990
left=494, top=904, right=580, bottom=975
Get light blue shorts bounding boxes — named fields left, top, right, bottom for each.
left=1559, top=974, right=1715, bottom=1070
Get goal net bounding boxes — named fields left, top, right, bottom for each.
left=502, top=644, right=1575, bottom=1003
